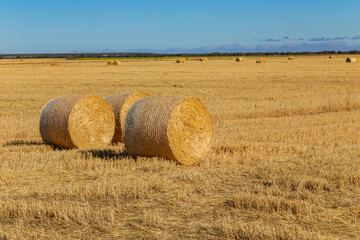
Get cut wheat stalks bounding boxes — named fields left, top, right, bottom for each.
left=40, top=95, right=115, bottom=149
left=124, top=96, right=213, bottom=165
left=105, top=92, right=152, bottom=143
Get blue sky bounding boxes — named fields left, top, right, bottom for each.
left=0, top=0, right=359, bottom=53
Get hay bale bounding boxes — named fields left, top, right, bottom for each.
left=256, top=59, right=266, bottom=63
left=329, top=55, right=336, bottom=59
left=176, top=58, right=186, bottom=63
left=113, top=60, right=120, bottom=65
left=105, top=92, right=152, bottom=143
left=40, top=96, right=115, bottom=149
left=107, top=61, right=113, bottom=65
left=200, top=57, right=208, bottom=62
left=124, top=97, right=213, bottom=165
left=236, top=57, right=245, bottom=62
left=288, top=56, right=296, bottom=60
left=346, top=57, right=357, bottom=63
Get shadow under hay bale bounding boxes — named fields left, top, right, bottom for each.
left=105, top=92, right=152, bottom=143
left=40, top=95, right=115, bottom=149
left=80, top=148, right=130, bottom=161
left=124, top=96, right=213, bottom=165
left=3, top=140, right=45, bottom=147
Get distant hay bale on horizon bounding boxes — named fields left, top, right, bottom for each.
left=105, top=92, right=152, bottom=143
left=346, top=57, right=357, bottom=63
left=40, top=96, right=115, bottom=149
left=288, top=56, right=296, bottom=60
left=176, top=58, right=186, bottom=63
left=256, top=59, right=267, bottom=63
left=236, top=57, right=245, bottom=62
left=199, top=57, right=208, bottom=62
left=329, top=55, right=336, bottom=59
left=113, top=60, right=120, bottom=65
left=124, top=96, right=213, bottom=165
left=107, top=61, right=113, bottom=65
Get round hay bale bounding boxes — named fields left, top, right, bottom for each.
left=105, top=92, right=152, bottom=143
left=329, top=55, right=336, bottom=59
left=113, top=60, right=120, bottom=65
left=124, top=97, right=213, bottom=165
left=236, top=57, right=245, bottom=62
left=346, top=57, right=356, bottom=63
left=176, top=58, right=186, bottom=63
left=200, top=57, right=208, bottom=62
left=107, top=61, right=113, bottom=65
left=288, top=56, right=296, bottom=60
left=40, top=96, right=115, bottom=149
left=256, top=59, right=266, bottom=63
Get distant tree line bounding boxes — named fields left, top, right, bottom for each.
left=1, top=50, right=360, bottom=59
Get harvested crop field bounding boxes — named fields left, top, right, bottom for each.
left=0, top=56, right=359, bottom=239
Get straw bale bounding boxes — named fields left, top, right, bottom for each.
left=124, top=96, right=213, bottom=165
left=105, top=92, right=152, bottom=143
left=288, top=56, right=296, bottom=60
left=176, top=58, right=186, bottom=63
left=256, top=59, right=266, bottom=63
left=346, top=57, right=357, bottom=63
left=329, top=55, right=336, bottom=59
left=113, top=60, right=120, bottom=65
left=40, top=95, right=115, bottom=149
left=200, top=57, right=208, bottom=62
left=236, top=57, right=245, bottom=62
left=107, top=61, right=113, bottom=65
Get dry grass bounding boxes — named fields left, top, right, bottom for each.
left=0, top=56, right=359, bottom=239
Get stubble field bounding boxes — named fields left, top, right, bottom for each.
left=0, top=56, right=359, bottom=239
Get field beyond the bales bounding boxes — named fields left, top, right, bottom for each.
left=0, top=56, right=360, bottom=239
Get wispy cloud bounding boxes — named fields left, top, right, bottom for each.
left=308, top=36, right=348, bottom=41
left=352, top=35, right=360, bottom=40
left=127, top=41, right=360, bottom=53
left=283, top=36, right=289, bottom=40
left=264, top=38, right=282, bottom=42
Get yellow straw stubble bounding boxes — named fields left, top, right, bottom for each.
left=124, top=96, right=213, bottom=165
left=40, top=95, right=115, bottom=149
left=105, top=92, right=152, bottom=143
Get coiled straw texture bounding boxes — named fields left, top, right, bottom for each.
left=124, top=96, right=213, bottom=165
left=40, top=95, right=115, bottom=149
left=105, top=92, right=151, bottom=143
